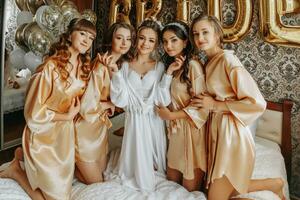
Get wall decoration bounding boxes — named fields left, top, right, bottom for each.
left=208, top=0, right=253, bottom=42
left=278, top=0, right=300, bottom=15
left=176, top=0, right=190, bottom=24
left=260, top=0, right=300, bottom=47
left=109, top=0, right=132, bottom=25
left=136, top=0, right=162, bottom=25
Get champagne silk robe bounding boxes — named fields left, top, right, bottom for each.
left=205, top=50, right=266, bottom=194
left=75, top=61, right=111, bottom=164
left=167, top=60, right=209, bottom=180
left=22, top=59, right=86, bottom=200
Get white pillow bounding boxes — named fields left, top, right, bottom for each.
left=248, top=119, right=259, bottom=139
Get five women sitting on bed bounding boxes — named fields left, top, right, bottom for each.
left=0, top=15, right=285, bottom=200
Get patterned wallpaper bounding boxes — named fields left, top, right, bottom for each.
left=94, top=0, right=300, bottom=198
left=0, top=1, right=4, bottom=65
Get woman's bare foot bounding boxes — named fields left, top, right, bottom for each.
left=113, top=127, right=124, bottom=137
left=15, top=147, right=24, bottom=161
left=266, top=178, right=285, bottom=200
left=0, top=147, right=24, bottom=179
left=0, top=157, right=23, bottom=180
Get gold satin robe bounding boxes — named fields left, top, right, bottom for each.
left=205, top=50, right=266, bottom=194
left=75, top=61, right=111, bottom=164
left=167, top=60, right=209, bottom=180
left=22, top=59, right=86, bottom=200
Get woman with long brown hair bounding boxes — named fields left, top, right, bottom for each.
left=156, top=21, right=208, bottom=192
left=74, top=21, right=136, bottom=184
left=0, top=18, right=96, bottom=200
left=110, top=19, right=172, bottom=192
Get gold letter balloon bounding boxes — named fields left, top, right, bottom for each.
left=136, top=0, right=162, bottom=26
left=260, top=0, right=300, bottom=47
left=176, top=0, right=190, bottom=24
left=109, top=0, right=132, bottom=26
left=208, top=0, right=253, bottom=42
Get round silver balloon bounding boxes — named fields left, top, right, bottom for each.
left=26, top=0, right=45, bottom=14
left=23, top=22, right=42, bottom=46
left=15, top=0, right=29, bottom=11
left=15, top=23, right=30, bottom=52
left=35, top=5, right=63, bottom=38
left=82, top=9, right=97, bottom=25
left=27, top=29, right=52, bottom=56
left=61, top=0, right=78, bottom=10
left=9, top=48, right=26, bottom=69
left=24, top=51, right=43, bottom=72
left=43, top=0, right=52, bottom=5
left=23, top=22, right=52, bottom=56
left=60, top=6, right=81, bottom=34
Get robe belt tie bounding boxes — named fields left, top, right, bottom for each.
left=99, top=112, right=112, bottom=128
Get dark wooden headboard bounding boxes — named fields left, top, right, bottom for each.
left=265, top=100, right=293, bottom=183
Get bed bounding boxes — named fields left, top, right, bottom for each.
left=0, top=100, right=293, bottom=200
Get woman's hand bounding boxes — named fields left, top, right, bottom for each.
left=99, top=52, right=119, bottom=78
left=67, top=97, right=81, bottom=120
left=102, top=52, right=119, bottom=72
left=190, top=93, right=216, bottom=110
left=167, top=55, right=186, bottom=75
left=155, top=105, right=174, bottom=120
left=101, top=101, right=115, bottom=117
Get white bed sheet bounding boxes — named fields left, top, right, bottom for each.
left=0, top=136, right=289, bottom=200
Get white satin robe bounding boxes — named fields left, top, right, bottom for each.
left=110, top=61, right=172, bottom=192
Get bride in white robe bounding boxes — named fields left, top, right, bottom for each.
left=110, top=20, right=172, bottom=192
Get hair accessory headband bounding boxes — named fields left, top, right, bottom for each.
left=166, top=22, right=188, bottom=36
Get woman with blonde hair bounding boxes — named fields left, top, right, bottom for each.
left=190, top=14, right=285, bottom=200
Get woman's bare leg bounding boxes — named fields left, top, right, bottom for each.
left=231, top=178, right=285, bottom=200
left=0, top=148, right=45, bottom=200
left=74, top=166, right=87, bottom=183
left=166, top=166, right=182, bottom=184
left=182, top=168, right=205, bottom=192
left=208, top=176, right=235, bottom=200
left=76, top=156, right=107, bottom=184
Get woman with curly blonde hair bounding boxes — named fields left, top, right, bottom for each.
left=0, top=18, right=96, bottom=200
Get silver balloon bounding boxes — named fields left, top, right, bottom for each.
left=35, top=5, right=63, bottom=38
left=15, top=23, right=29, bottom=52
left=60, top=6, right=81, bottom=34
left=9, top=48, right=26, bottom=69
left=16, top=11, right=33, bottom=26
left=26, top=0, right=45, bottom=14
left=82, top=9, right=97, bottom=25
left=24, top=51, right=43, bottom=72
left=15, top=0, right=29, bottom=11
left=23, top=22, right=52, bottom=56
left=43, top=0, right=64, bottom=6
left=61, top=0, right=78, bottom=10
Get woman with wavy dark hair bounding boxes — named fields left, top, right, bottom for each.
left=0, top=18, right=96, bottom=200
left=156, top=21, right=208, bottom=192
left=74, top=22, right=136, bottom=185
